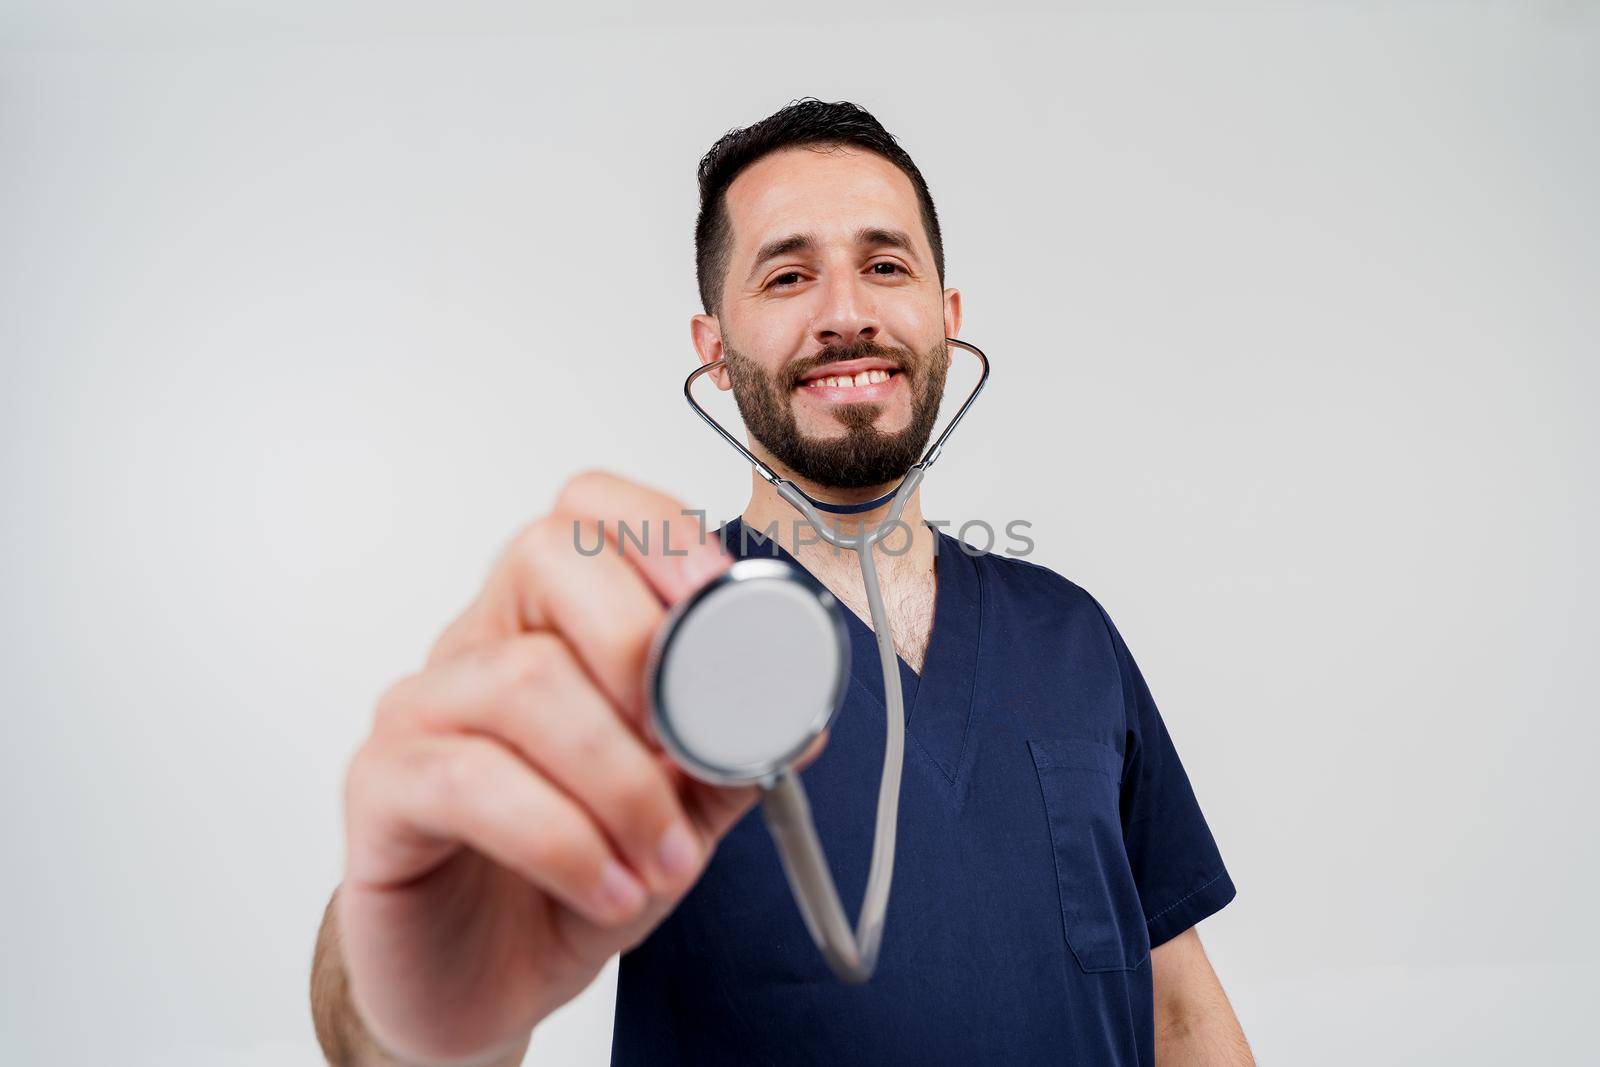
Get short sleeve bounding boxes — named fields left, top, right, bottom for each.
left=1095, top=602, right=1237, bottom=949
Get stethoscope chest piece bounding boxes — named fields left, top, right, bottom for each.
left=648, top=558, right=851, bottom=788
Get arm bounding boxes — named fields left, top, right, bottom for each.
left=306, top=473, right=771, bottom=1067
left=1151, top=927, right=1253, bottom=1066
left=311, top=888, right=531, bottom=1067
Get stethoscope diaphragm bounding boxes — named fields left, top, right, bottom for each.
left=648, top=557, right=850, bottom=788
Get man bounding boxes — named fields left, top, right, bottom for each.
left=312, top=99, right=1252, bottom=1065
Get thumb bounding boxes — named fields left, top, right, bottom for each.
left=668, top=727, right=831, bottom=852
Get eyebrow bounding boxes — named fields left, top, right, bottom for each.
left=748, top=233, right=816, bottom=280
left=746, top=227, right=923, bottom=282
left=854, top=227, right=918, bottom=259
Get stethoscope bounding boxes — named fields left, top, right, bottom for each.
left=645, top=338, right=989, bottom=983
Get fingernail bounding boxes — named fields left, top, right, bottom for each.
left=596, top=861, right=647, bottom=920
left=656, top=820, right=701, bottom=882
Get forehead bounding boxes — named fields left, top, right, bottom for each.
left=722, top=145, right=926, bottom=257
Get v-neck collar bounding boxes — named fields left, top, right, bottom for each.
left=716, top=516, right=983, bottom=789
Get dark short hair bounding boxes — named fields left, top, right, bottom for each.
left=694, top=99, right=945, bottom=315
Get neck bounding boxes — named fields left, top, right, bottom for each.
left=739, top=467, right=935, bottom=590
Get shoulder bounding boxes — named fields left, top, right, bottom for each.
left=942, top=530, right=1142, bottom=736
left=938, top=530, right=1118, bottom=643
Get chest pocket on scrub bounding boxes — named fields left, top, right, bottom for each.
left=1027, top=738, right=1152, bottom=973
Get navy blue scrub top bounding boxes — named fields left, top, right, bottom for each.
left=612, top=519, right=1236, bottom=1065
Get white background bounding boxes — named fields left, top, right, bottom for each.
left=3, top=2, right=1596, bottom=1064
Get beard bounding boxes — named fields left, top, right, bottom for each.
left=722, top=337, right=950, bottom=490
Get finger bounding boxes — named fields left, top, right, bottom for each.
left=508, top=515, right=671, bottom=725
left=549, top=731, right=835, bottom=967
left=376, top=634, right=703, bottom=894
left=429, top=471, right=731, bottom=667
left=345, top=732, right=651, bottom=928
left=661, top=727, right=832, bottom=863
left=442, top=511, right=719, bottom=727
left=424, top=519, right=663, bottom=722
left=552, top=469, right=730, bottom=605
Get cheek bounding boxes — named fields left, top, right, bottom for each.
left=731, top=307, right=813, bottom=376
left=881, top=301, right=946, bottom=352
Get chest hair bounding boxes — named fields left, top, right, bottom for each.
left=815, top=554, right=939, bottom=675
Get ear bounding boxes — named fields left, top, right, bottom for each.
left=942, top=288, right=963, bottom=340
left=690, top=313, right=732, bottom=390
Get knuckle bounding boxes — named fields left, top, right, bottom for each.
left=513, top=514, right=562, bottom=560
left=609, top=767, right=672, bottom=835
left=584, top=624, right=642, bottom=679
left=424, top=743, right=487, bottom=813
left=566, top=713, right=615, bottom=771
left=524, top=819, right=594, bottom=881
left=342, top=743, right=376, bottom=810
left=515, top=512, right=593, bottom=571
left=554, top=468, right=616, bottom=514
left=492, top=633, right=569, bottom=694
left=343, top=739, right=396, bottom=820
left=370, top=675, right=419, bottom=733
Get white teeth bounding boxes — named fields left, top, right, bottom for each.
left=805, top=369, right=895, bottom=389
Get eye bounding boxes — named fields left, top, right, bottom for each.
left=869, top=261, right=907, bottom=277
left=768, top=270, right=805, bottom=289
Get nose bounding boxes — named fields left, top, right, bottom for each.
left=811, top=271, right=879, bottom=349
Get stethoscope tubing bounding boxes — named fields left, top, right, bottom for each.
left=679, top=338, right=990, bottom=982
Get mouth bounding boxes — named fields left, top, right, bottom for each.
left=793, top=358, right=905, bottom=402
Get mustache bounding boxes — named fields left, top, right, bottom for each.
left=783, top=341, right=916, bottom=390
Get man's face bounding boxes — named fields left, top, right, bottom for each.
left=691, top=145, right=961, bottom=491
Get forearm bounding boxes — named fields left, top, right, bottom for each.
left=311, top=889, right=531, bottom=1067
left=1150, top=928, right=1252, bottom=1066
left=1154, top=1007, right=1254, bottom=1066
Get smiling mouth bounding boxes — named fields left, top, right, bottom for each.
left=798, top=368, right=901, bottom=390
